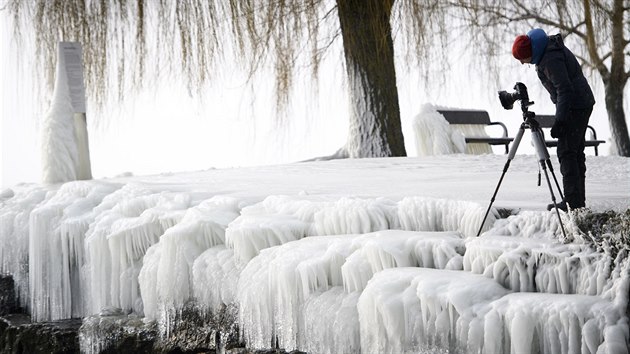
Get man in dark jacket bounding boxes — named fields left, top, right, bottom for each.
left=512, top=28, right=596, bottom=211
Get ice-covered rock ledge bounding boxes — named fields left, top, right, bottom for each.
left=0, top=156, right=628, bottom=353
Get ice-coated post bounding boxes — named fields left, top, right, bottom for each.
left=62, top=42, right=92, bottom=180
left=74, top=112, right=92, bottom=180
left=41, top=42, right=92, bottom=183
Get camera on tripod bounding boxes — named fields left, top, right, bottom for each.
left=498, top=82, right=534, bottom=111
left=477, top=82, right=567, bottom=239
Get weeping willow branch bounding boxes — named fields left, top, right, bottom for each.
left=5, top=0, right=467, bottom=116
left=4, top=0, right=342, bottom=115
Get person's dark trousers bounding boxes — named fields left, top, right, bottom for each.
left=556, top=107, right=593, bottom=209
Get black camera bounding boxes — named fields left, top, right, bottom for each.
left=498, top=82, right=533, bottom=110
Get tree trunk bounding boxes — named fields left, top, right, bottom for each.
left=601, top=0, right=630, bottom=156
left=336, top=0, right=406, bottom=158
left=603, top=80, right=630, bottom=156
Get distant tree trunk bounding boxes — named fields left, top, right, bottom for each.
left=336, top=0, right=406, bottom=158
left=601, top=0, right=630, bottom=156
left=603, top=80, right=630, bottom=156
left=584, top=0, right=630, bottom=156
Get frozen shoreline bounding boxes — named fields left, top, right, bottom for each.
left=1, top=155, right=629, bottom=353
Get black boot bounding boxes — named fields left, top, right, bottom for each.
left=547, top=201, right=568, bottom=212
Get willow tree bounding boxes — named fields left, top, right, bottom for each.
left=5, top=0, right=449, bottom=160
left=448, top=0, right=630, bottom=156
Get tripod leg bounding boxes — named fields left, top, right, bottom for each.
left=531, top=127, right=565, bottom=201
left=476, top=160, right=511, bottom=236
left=530, top=125, right=567, bottom=237
left=546, top=160, right=564, bottom=201
left=540, top=161, right=568, bottom=239
left=476, top=126, right=525, bottom=236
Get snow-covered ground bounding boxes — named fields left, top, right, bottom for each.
left=1, top=154, right=629, bottom=353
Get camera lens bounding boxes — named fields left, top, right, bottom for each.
left=498, top=91, right=515, bottom=110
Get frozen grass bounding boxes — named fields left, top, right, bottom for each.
left=570, top=208, right=630, bottom=261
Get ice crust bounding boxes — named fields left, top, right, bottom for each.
left=0, top=162, right=628, bottom=353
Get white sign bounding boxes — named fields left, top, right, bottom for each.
left=59, top=42, right=87, bottom=113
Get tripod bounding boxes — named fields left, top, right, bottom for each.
left=476, top=108, right=568, bottom=239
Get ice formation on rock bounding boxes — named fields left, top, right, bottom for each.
left=227, top=195, right=491, bottom=263
left=139, top=196, right=242, bottom=322
left=0, top=184, right=51, bottom=310
left=29, top=181, right=120, bottom=321
left=0, top=162, right=627, bottom=353
left=236, top=231, right=466, bottom=351
left=85, top=187, right=191, bottom=316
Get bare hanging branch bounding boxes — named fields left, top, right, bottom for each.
left=5, top=0, right=453, bottom=114
left=4, top=0, right=344, bottom=113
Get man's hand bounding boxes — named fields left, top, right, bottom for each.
left=550, top=120, right=566, bottom=139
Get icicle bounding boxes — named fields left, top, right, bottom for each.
left=0, top=184, right=50, bottom=310
left=29, top=181, right=119, bottom=321
left=84, top=186, right=190, bottom=315
left=398, top=196, right=495, bottom=237
left=192, top=245, right=243, bottom=314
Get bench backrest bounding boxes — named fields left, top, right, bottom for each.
left=533, top=115, right=556, bottom=128
left=534, top=114, right=601, bottom=142
left=437, top=110, right=491, bottom=125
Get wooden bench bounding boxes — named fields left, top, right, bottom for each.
left=437, top=109, right=513, bottom=154
left=534, top=115, right=606, bottom=156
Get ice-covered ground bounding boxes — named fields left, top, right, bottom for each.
left=1, top=154, right=629, bottom=353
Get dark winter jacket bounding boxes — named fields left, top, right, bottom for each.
left=528, top=29, right=595, bottom=122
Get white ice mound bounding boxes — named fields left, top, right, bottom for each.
left=85, top=186, right=192, bottom=316
left=358, top=267, right=509, bottom=354
left=237, top=230, right=465, bottom=352
left=238, top=236, right=350, bottom=351
left=482, top=292, right=627, bottom=354
left=225, top=196, right=327, bottom=263
left=341, top=230, right=465, bottom=292
left=398, top=196, right=493, bottom=237
left=485, top=210, right=566, bottom=239
left=192, top=245, right=243, bottom=313
left=139, top=196, right=242, bottom=320
left=464, top=234, right=612, bottom=296
left=358, top=267, right=628, bottom=354
left=301, top=287, right=361, bottom=354
left=227, top=195, right=492, bottom=262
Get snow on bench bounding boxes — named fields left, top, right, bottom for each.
left=437, top=109, right=514, bottom=154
